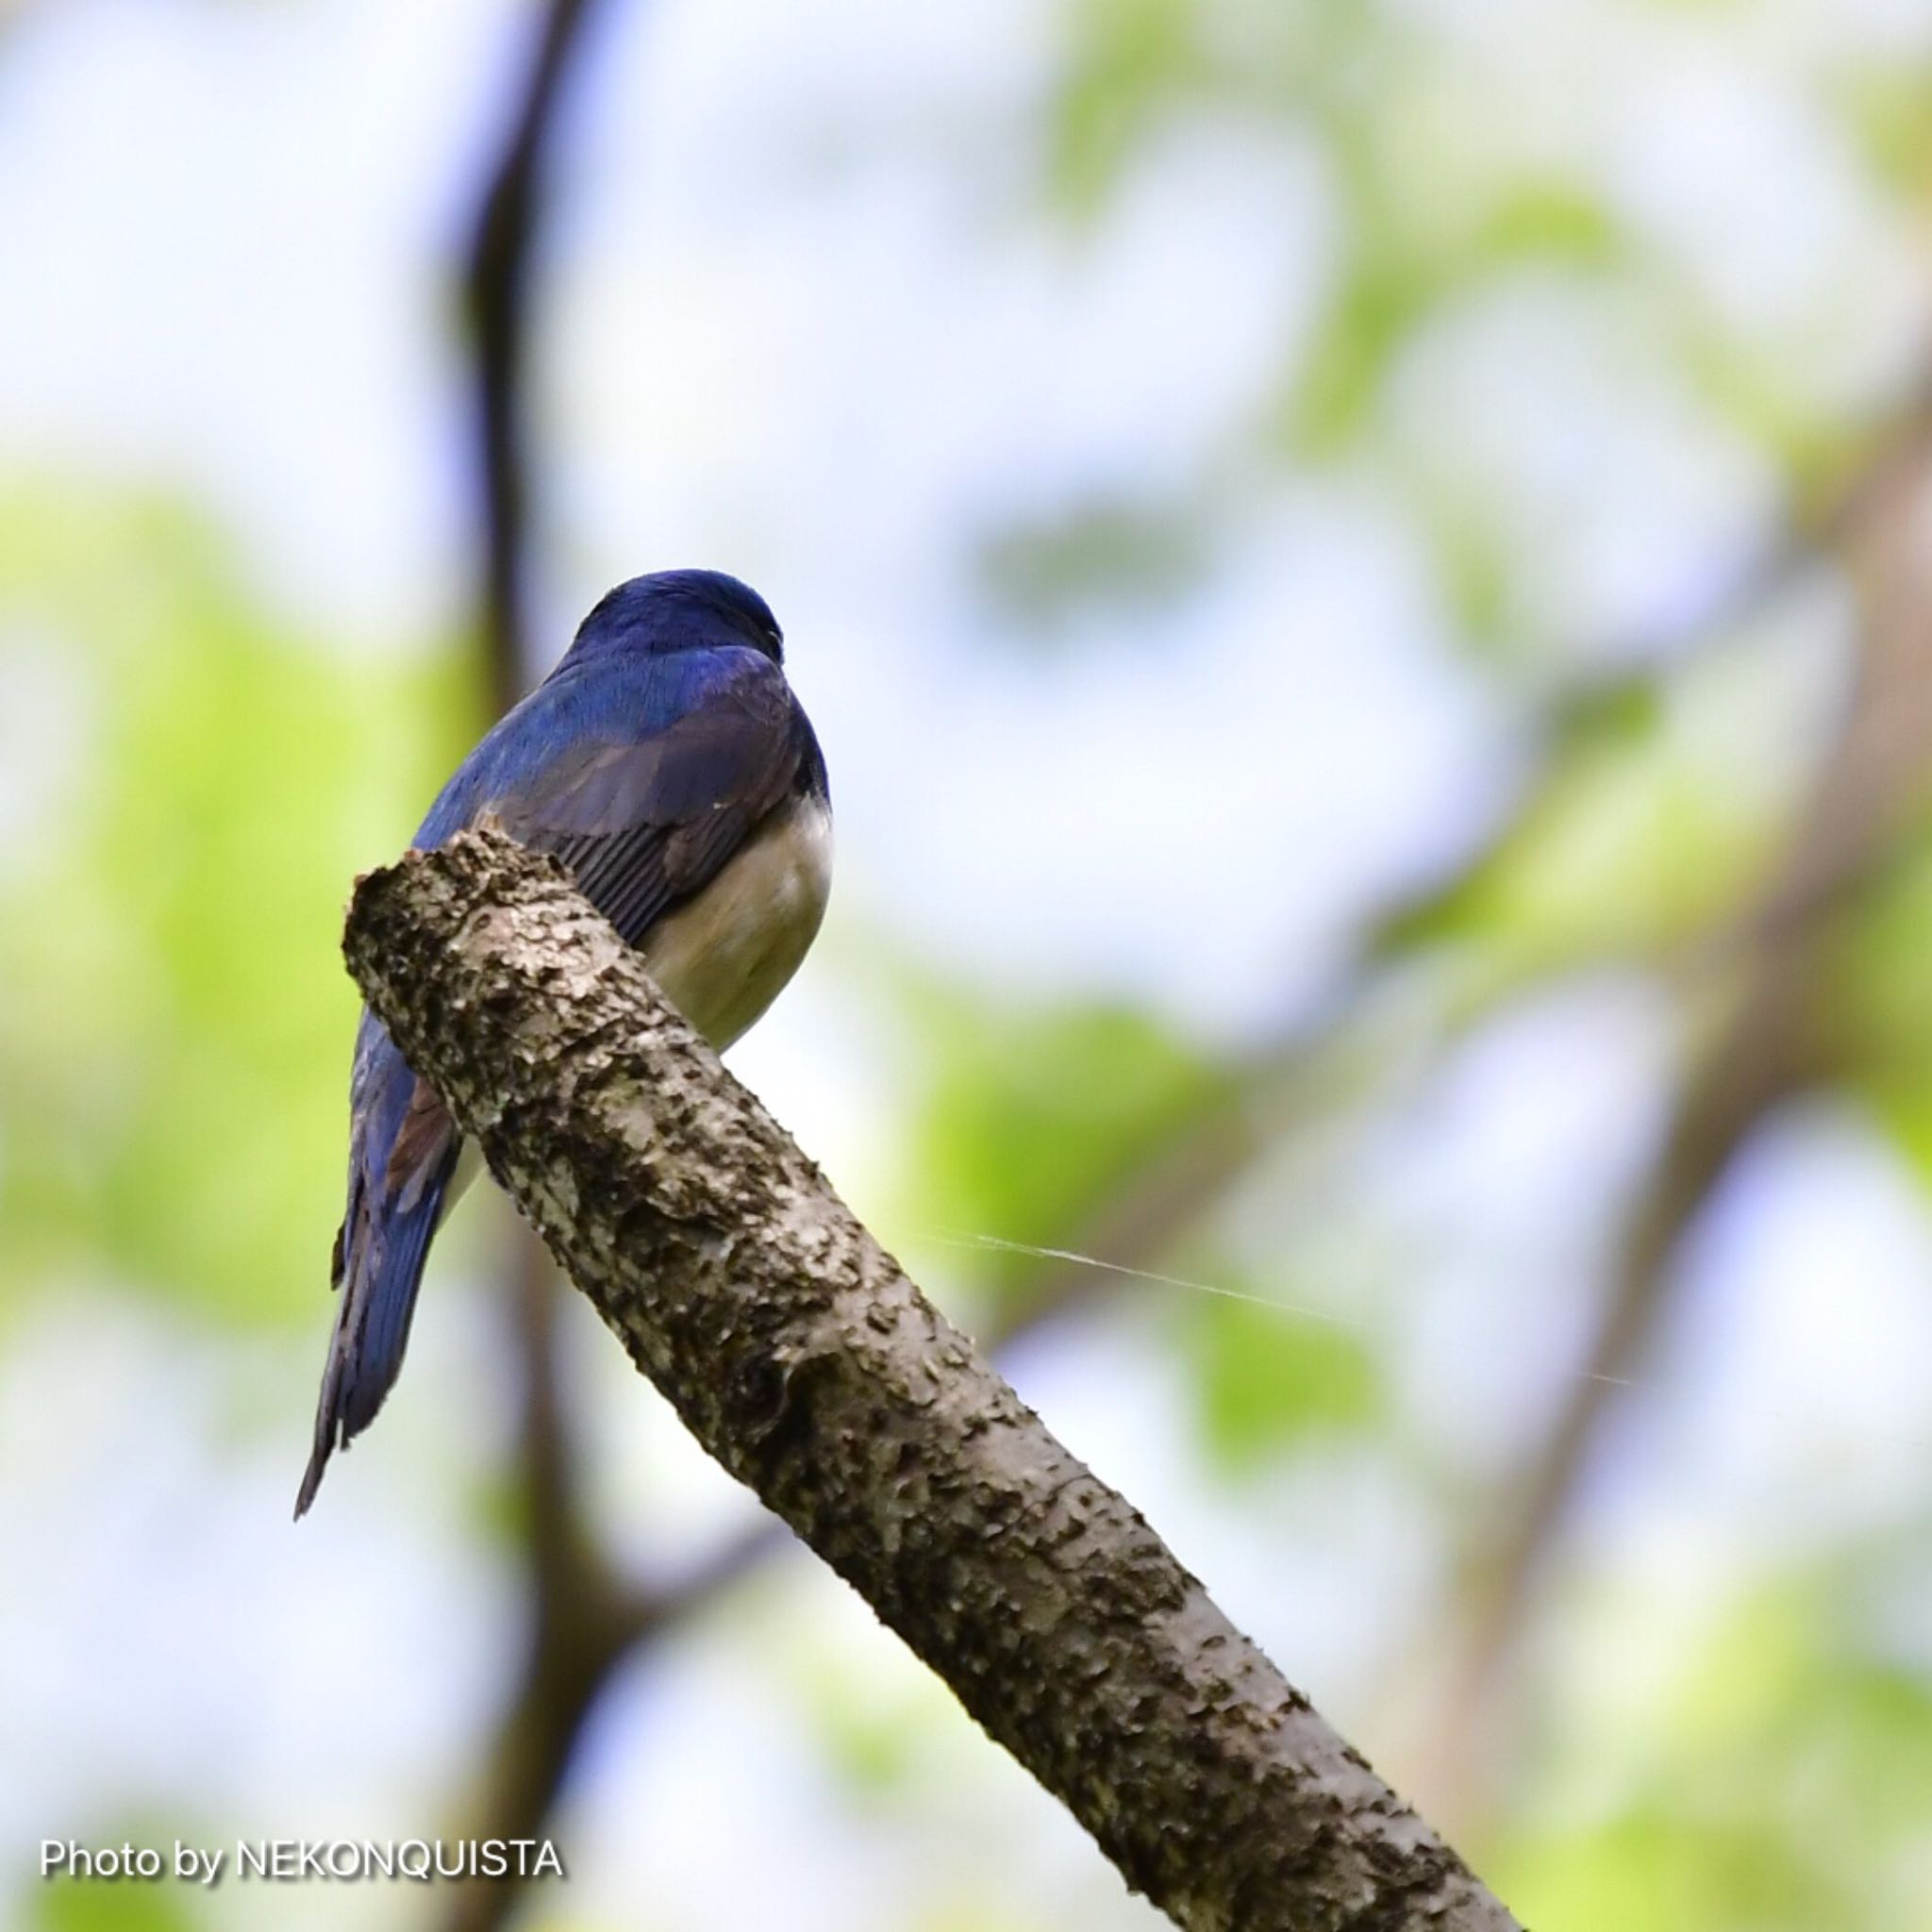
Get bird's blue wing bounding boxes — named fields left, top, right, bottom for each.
left=297, top=645, right=810, bottom=1513
left=493, top=651, right=808, bottom=943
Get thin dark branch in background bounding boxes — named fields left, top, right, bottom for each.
left=446, top=6, right=608, bottom=1930
left=993, top=382, right=1932, bottom=1348
left=1365, top=380, right=1932, bottom=967
left=444, top=1523, right=784, bottom=1932
left=352, top=829, right=1524, bottom=1932
left=1424, top=397, right=1932, bottom=1808
left=465, top=0, right=600, bottom=712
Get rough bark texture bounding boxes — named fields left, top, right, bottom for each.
left=343, top=829, right=1521, bottom=1932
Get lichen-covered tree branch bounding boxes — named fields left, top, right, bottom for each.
left=342, top=828, right=1522, bottom=1932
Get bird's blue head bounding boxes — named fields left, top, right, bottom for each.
left=566, top=569, right=786, bottom=667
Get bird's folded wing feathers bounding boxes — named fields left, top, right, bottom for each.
left=492, top=671, right=802, bottom=945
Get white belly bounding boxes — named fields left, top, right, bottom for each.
left=441, top=794, right=831, bottom=1222
left=641, top=792, right=834, bottom=1049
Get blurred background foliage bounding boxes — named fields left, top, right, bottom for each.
left=0, top=491, right=473, bottom=1328
left=6, top=0, right=1932, bottom=1929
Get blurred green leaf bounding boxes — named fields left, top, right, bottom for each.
left=901, top=984, right=1236, bottom=1307
left=1474, top=184, right=1619, bottom=266
left=38, top=1870, right=200, bottom=1932
left=805, top=1673, right=934, bottom=1797
left=1498, top=1806, right=1840, bottom=1932
left=1049, top=0, right=1208, bottom=215
left=1831, top=831, right=1932, bottom=1182
left=1287, top=245, right=1436, bottom=456
left=1368, top=654, right=1788, bottom=991
left=1186, top=1291, right=1381, bottom=1471
left=1495, top=1556, right=1932, bottom=1932
left=0, top=485, right=476, bottom=1326
left=1839, top=65, right=1932, bottom=189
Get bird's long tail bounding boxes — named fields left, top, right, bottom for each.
left=296, top=1027, right=459, bottom=1517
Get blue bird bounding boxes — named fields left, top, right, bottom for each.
left=296, top=569, right=830, bottom=1516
